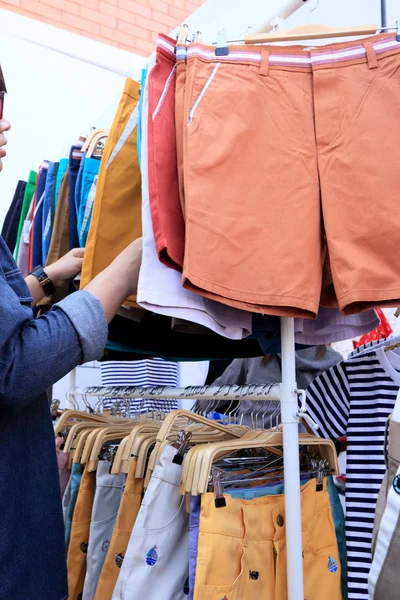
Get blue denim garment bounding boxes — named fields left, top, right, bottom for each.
left=42, top=162, right=57, bottom=264
left=0, top=235, right=107, bottom=599
left=75, top=151, right=86, bottom=217
left=77, top=157, right=100, bottom=247
left=65, top=463, right=84, bottom=550
left=32, top=164, right=48, bottom=268
left=68, top=146, right=83, bottom=250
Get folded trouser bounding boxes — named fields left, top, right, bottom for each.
left=82, top=461, right=124, bottom=600
left=81, top=79, right=142, bottom=308
left=67, top=466, right=96, bottom=600
left=94, top=460, right=144, bottom=600
left=369, top=416, right=400, bottom=599
left=112, top=445, right=189, bottom=600
left=193, top=479, right=341, bottom=600
left=181, top=34, right=400, bottom=319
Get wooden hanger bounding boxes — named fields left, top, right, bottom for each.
left=144, top=411, right=245, bottom=487
left=244, top=23, right=377, bottom=44
left=80, top=128, right=109, bottom=154
left=185, top=431, right=338, bottom=496
left=87, top=425, right=135, bottom=471
left=73, top=428, right=99, bottom=464
left=54, top=409, right=112, bottom=437
left=63, top=422, right=105, bottom=454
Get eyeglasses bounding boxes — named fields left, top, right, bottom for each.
left=0, top=92, right=4, bottom=120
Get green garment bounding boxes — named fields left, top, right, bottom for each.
left=14, top=170, right=37, bottom=260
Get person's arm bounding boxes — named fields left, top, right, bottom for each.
left=0, top=239, right=142, bottom=410
left=25, top=248, right=84, bottom=305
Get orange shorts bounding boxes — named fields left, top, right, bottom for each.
left=181, top=34, right=400, bottom=318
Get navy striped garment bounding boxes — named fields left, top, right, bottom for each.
left=306, top=347, right=400, bottom=600
left=100, top=358, right=179, bottom=415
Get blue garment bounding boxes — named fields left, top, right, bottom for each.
left=55, top=158, right=68, bottom=210
left=74, top=151, right=86, bottom=218
left=42, top=162, right=57, bottom=264
left=32, top=165, right=48, bottom=268
left=65, top=463, right=83, bottom=549
left=250, top=313, right=311, bottom=353
left=0, top=235, right=108, bottom=599
left=77, top=157, right=100, bottom=246
left=68, top=146, right=82, bottom=250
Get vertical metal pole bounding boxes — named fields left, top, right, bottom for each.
left=67, top=368, right=77, bottom=409
left=381, top=0, right=387, bottom=30
left=280, top=317, right=304, bottom=600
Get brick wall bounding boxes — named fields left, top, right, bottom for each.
left=0, top=0, right=207, bottom=55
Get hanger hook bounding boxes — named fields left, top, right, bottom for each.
left=308, top=0, right=320, bottom=21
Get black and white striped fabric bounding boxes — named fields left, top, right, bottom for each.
left=348, top=336, right=394, bottom=359
left=100, top=358, right=179, bottom=415
left=306, top=347, right=400, bottom=600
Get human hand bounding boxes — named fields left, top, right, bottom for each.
left=109, top=238, right=143, bottom=297
left=0, top=118, right=11, bottom=173
left=46, top=248, right=85, bottom=288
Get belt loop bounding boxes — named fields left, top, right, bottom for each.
left=363, top=41, right=379, bottom=69
left=259, top=47, right=270, bottom=77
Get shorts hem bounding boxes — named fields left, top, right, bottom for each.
left=183, top=271, right=319, bottom=319
left=338, top=288, right=400, bottom=315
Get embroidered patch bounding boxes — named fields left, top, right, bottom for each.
left=249, top=570, right=259, bottom=580
left=80, top=542, right=88, bottom=554
left=393, top=474, right=400, bottom=494
left=328, top=556, right=338, bottom=573
left=183, top=576, right=189, bottom=595
left=102, top=540, right=110, bottom=553
left=115, top=553, right=124, bottom=568
left=145, top=545, right=158, bottom=566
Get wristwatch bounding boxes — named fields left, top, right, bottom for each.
left=29, top=265, right=57, bottom=297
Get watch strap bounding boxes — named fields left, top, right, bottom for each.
left=29, top=265, right=57, bottom=297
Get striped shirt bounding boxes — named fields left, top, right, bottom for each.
left=306, top=347, right=400, bottom=600
left=100, top=358, right=179, bottom=415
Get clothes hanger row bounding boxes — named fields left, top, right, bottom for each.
left=56, top=399, right=335, bottom=502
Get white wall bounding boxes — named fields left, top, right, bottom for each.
left=0, top=10, right=146, bottom=226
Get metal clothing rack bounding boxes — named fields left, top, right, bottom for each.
left=69, top=317, right=306, bottom=600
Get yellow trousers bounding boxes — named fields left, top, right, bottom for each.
left=194, top=479, right=342, bottom=600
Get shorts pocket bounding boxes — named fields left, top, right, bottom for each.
left=187, top=63, right=221, bottom=125
left=195, top=546, right=245, bottom=600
